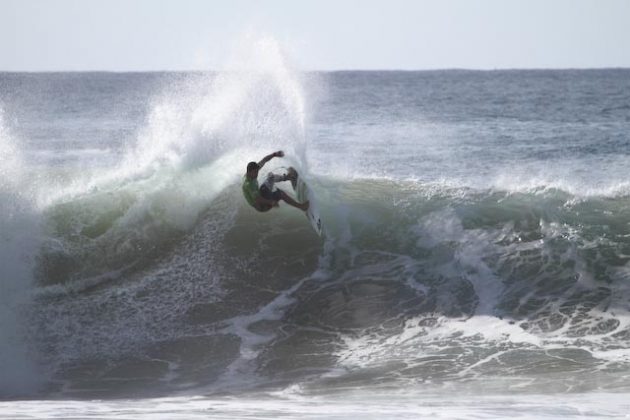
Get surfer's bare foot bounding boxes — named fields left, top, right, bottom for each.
left=300, top=200, right=310, bottom=211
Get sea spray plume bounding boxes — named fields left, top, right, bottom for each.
left=38, top=36, right=310, bottom=233
left=206, top=34, right=308, bottom=164
left=118, top=35, right=309, bottom=181
left=0, top=109, right=42, bottom=397
left=34, top=36, right=314, bottom=286
left=40, top=35, right=311, bottom=208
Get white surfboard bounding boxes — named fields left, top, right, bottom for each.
left=293, top=171, right=324, bottom=237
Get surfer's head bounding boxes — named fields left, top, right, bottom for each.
left=246, top=161, right=260, bottom=178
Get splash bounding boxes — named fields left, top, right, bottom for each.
left=108, top=35, right=308, bottom=184
left=32, top=35, right=314, bottom=292
left=40, top=35, right=311, bottom=238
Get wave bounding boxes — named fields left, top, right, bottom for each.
left=20, top=174, right=630, bottom=398
left=4, top=41, right=630, bottom=399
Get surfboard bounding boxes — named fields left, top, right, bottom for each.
left=292, top=169, right=323, bottom=237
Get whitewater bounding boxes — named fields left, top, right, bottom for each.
left=2, top=40, right=630, bottom=418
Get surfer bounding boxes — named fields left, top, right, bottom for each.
left=242, top=151, right=309, bottom=212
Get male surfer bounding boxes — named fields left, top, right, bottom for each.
left=242, top=151, right=309, bottom=212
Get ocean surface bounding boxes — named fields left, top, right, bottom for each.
left=2, top=48, right=630, bottom=417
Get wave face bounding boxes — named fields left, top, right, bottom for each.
left=2, top=53, right=630, bottom=399
left=25, top=182, right=630, bottom=398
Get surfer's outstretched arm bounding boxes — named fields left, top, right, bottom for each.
left=257, top=150, right=284, bottom=169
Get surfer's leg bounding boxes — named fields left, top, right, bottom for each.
left=278, top=189, right=309, bottom=211
left=262, top=172, right=285, bottom=191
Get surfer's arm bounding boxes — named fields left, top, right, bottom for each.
left=257, top=151, right=284, bottom=169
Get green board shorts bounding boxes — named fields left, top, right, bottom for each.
left=260, top=185, right=282, bottom=201
left=243, top=172, right=284, bottom=211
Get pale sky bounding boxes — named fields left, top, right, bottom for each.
left=1, top=0, right=629, bottom=71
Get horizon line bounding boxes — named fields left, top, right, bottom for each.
left=1, top=66, right=630, bottom=74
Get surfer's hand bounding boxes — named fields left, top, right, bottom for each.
left=274, top=151, right=284, bottom=158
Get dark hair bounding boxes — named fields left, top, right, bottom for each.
left=247, top=161, right=259, bottom=172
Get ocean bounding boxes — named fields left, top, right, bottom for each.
left=2, top=49, right=630, bottom=417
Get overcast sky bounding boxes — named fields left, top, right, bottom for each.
left=1, top=0, right=629, bottom=71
